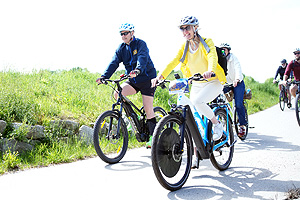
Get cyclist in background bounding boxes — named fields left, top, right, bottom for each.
left=283, top=48, right=300, bottom=97
left=96, top=23, right=157, bottom=148
left=273, top=59, right=292, bottom=108
left=220, top=43, right=247, bottom=137
left=151, top=16, right=226, bottom=168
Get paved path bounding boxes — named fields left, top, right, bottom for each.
left=0, top=104, right=300, bottom=200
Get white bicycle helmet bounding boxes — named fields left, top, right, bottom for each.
left=293, top=48, right=300, bottom=53
left=119, top=23, right=135, bottom=32
left=220, top=43, right=231, bottom=51
left=179, top=16, right=199, bottom=27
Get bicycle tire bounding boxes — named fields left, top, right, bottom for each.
left=151, top=114, right=193, bottom=191
left=279, top=90, right=285, bottom=111
left=295, top=93, right=300, bottom=126
left=93, top=110, right=128, bottom=164
left=153, top=106, right=167, bottom=122
left=234, top=105, right=249, bottom=140
left=210, top=108, right=234, bottom=171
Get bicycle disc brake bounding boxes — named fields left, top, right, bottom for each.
left=157, top=128, right=181, bottom=178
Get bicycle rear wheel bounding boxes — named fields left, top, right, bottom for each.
left=210, top=108, right=234, bottom=171
left=295, top=94, right=300, bottom=126
left=279, top=90, right=285, bottom=111
left=234, top=105, right=249, bottom=140
left=151, top=114, right=193, bottom=191
left=93, top=110, right=128, bottom=164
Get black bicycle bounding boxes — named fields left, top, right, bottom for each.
left=93, top=74, right=167, bottom=164
left=292, top=80, right=300, bottom=126
left=279, top=82, right=291, bottom=111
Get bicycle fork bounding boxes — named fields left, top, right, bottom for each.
left=106, top=102, right=125, bottom=140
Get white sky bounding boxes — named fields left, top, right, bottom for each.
left=0, top=0, right=299, bottom=82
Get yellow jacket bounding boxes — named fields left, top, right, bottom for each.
left=161, top=37, right=226, bottom=84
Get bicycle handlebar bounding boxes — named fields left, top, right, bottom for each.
left=156, top=73, right=216, bottom=89
left=97, top=74, right=130, bottom=85
left=187, top=73, right=216, bottom=82
left=291, top=80, right=300, bottom=85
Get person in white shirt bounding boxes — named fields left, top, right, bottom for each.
left=220, top=43, right=247, bottom=138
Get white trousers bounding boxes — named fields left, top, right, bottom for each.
left=190, top=80, right=223, bottom=119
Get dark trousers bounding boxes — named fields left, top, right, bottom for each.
left=223, top=81, right=247, bottom=126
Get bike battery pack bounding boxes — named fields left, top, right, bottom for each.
left=185, top=105, right=210, bottom=159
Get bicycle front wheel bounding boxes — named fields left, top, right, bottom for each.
left=210, top=108, right=234, bottom=171
left=295, top=93, right=300, bottom=126
left=151, top=114, right=193, bottom=191
left=93, top=110, right=128, bottom=164
left=279, top=90, right=285, bottom=111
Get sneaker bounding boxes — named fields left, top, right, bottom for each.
left=287, top=103, right=292, bottom=108
left=191, top=155, right=199, bottom=169
left=146, top=136, right=152, bottom=149
left=238, top=126, right=246, bottom=137
left=213, top=121, right=223, bottom=141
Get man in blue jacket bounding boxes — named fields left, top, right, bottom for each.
left=96, top=23, right=157, bottom=148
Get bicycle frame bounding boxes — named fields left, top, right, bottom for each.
left=174, top=92, right=231, bottom=159
left=105, top=78, right=146, bottom=141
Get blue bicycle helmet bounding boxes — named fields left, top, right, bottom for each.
left=119, top=23, right=135, bottom=32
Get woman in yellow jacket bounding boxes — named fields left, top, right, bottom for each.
left=152, top=16, right=226, bottom=168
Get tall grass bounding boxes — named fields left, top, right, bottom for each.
left=0, top=68, right=279, bottom=174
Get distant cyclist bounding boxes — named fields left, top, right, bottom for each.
left=220, top=43, right=247, bottom=137
left=273, top=59, right=292, bottom=108
left=283, top=48, right=300, bottom=98
left=96, top=23, right=157, bottom=148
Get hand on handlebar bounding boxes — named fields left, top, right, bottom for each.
left=96, top=77, right=106, bottom=84
left=129, top=69, right=141, bottom=78
left=151, top=75, right=164, bottom=88
left=282, top=80, right=288, bottom=86
left=202, top=71, right=215, bottom=79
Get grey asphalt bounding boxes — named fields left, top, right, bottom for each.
left=0, top=104, right=300, bottom=200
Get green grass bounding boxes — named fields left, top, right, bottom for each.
left=0, top=68, right=280, bottom=174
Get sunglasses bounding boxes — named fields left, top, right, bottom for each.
left=120, top=32, right=130, bottom=36
left=180, top=26, right=192, bottom=32
left=294, top=52, right=300, bottom=55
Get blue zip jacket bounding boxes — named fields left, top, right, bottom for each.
left=102, top=37, right=156, bottom=83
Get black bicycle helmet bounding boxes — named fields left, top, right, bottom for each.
left=281, top=59, right=287, bottom=64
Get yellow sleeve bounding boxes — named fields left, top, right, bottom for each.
left=204, top=38, right=218, bottom=72
left=161, top=43, right=185, bottom=79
